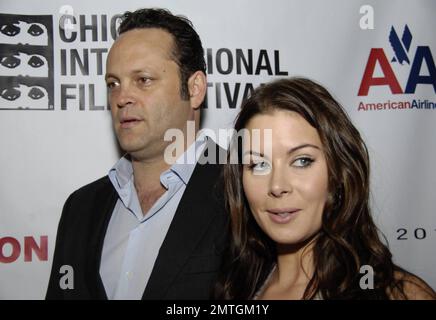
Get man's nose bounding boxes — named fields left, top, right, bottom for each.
left=268, top=167, right=292, bottom=198
left=115, top=83, right=136, bottom=108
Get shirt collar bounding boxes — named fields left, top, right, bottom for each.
left=108, top=132, right=208, bottom=190
left=108, top=156, right=133, bottom=191
left=171, top=132, right=207, bottom=185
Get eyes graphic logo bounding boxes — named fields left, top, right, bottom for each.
left=1, top=52, right=48, bottom=77
left=0, top=21, right=48, bottom=46
left=358, top=24, right=436, bottom=96
left=0, top=14, right=53, bottom=110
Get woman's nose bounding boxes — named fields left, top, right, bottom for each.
left=268, top=167, right=292, bottom=197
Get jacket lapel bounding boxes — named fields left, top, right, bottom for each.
left=142, top=142, right=223, bottom=299
left=85, top=178, right=118, bottom=299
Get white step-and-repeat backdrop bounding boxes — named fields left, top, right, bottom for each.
left=0, top=0, right=435, bottom=299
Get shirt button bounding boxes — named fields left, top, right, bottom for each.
left=126, top=271, right=132, bottom=279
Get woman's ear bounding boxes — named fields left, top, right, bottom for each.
left=188, top=71, right=207, bottom=110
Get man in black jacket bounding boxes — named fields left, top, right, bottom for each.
left=46, top=8, right=228, bottom=299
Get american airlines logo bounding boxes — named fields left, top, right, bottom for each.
left=358, top=24, right=436, bottom=96
left=389, top=25, right=412, bottom=65
left=357, top=24, right=435, bottom=112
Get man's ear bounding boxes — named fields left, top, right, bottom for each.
left=187, top=71, right=207, bottom=110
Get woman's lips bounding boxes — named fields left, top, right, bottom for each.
left=266, top=208, right=301, bottom=224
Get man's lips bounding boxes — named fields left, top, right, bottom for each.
left=119, top=116, right=143, bottom=128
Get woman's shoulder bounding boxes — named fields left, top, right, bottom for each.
left=389, top=270, right=436, bottom=300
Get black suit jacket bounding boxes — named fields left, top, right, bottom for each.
left=46, top=143, right=228, bottom=299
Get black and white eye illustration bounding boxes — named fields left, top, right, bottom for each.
left=0, top=84, right=49, bottom=109
left=0, top=21, right=48, bottom=45
left=27, top=23, right=44, bottom=37
left=28, top=87, right=45, bottom=99
left=0, top=23, right=20, bottom=37
left=1, top=55, right=21, bottom=68
left=0, top=52, right=48, bottom=77
left=1, top=86, right=21, bottom=101
left=0, top=14, right=53, bottom=111
left=28, top=55, right=44, bottom=68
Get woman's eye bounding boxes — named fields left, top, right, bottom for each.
left=293, top=157, right=314, bottom=168
left=249, top=161, right=271, bottom=175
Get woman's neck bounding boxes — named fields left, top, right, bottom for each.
left=265, top=234, right=318, bottom=299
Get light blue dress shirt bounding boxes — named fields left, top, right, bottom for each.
left=100, top=135, right=207, bottom=300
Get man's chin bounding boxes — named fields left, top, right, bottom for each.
left=124, top=146, right=167, bottom=163
left=122, top=146, right=144, bottom=157
left=117, top=141, right=143, bottom=155
left=117, top=138, right=170, bottom=160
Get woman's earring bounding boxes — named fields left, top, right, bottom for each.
left=334, top=186, right=343, bottom=210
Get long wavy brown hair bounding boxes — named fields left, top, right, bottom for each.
left=215, top=77, right=415, bottom=299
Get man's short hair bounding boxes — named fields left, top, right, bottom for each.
left=118, top=8, right=206, bottom=100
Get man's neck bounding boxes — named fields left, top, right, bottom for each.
left=129, top=130, right=200, bottom=214
left=131, top=156, right=170, bottom=192
left=130, top=156, right=169, bottom=215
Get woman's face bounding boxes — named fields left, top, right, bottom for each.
left=242, top=110, right=329, bottom=245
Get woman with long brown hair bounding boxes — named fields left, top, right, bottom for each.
left=215, top=77, right=435, bottom=300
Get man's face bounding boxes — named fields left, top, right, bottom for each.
left=105, top=28, right=194, bottom=161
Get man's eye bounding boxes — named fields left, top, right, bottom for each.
left=106, top=81, right=119, bottom=89
left=138, top=77, right=152, bottom=85
left=292, top=157, right=314, bottom=168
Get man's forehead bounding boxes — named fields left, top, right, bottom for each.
left=106, top=29, right=177, bottom=72
left=111, top=28, right=175, bottom=54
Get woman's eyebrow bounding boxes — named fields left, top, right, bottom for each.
left=243, top=150, right=264, bottom=157
left=287, top=143, right=320, bottom=155
left=242, top=144, right=320, bottom=158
